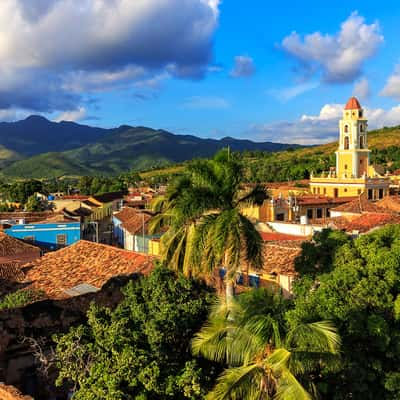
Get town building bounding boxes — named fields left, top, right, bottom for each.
left=4, top=217, right=81, bottom=251
left=310, top=96, right=390, bottom=199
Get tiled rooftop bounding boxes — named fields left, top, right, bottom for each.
left=0, top=384, right=32, bottom=400
left=375, top=196, right=400, bottom=213
left=297, top=195, right=358, bottom=206
left=260, top=232, right=306, bottom=242
left=331, top=193, right=383, bottom=214
left=90, top=191, right=126, bottom=204
left=330, top=213, right=400, bottom=233
left=114, top=208, right=152, bottom=235
left=262, top=241, right=303, bottom=276
left=22, top=240, right=154, bottom=300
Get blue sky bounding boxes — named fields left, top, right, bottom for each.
left=0, top=0, right=400, bottom=144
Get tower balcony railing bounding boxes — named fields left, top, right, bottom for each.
left=310, top=171, right=389, bottom=184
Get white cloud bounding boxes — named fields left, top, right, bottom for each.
left=251, top=102, right=400, bottom=145
left=0, top=0, right=220, bottom=112
left=353, top=77, right=370, bottom=100
left=0, top=108, right=30, bottom=122
left=269, top=81, right=319, bottom=102
left=182, top=96, right=230, bottom=109
left=54, top=107, right=87, bottom=122
left=381, top=65, right=400, bottom=99
left=282, top=12, right=383, bottom=83
left=230, top=56, right=255, bottom=78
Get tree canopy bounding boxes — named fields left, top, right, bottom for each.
left=54, top=267, right=217, bottom=400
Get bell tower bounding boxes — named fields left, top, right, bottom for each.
left=336, top=96, right=369, bottom=178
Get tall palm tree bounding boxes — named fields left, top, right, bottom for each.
left=149, top=150, right=268, bottom=299
left=192, top=289, right=341, bottom=400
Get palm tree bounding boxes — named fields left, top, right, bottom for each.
left=192, top=289, right=341, bottom=400
left=149, top=150, right=268, bottom=299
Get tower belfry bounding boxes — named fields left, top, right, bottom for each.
left=309, top=96, right=389, bottom=200
left=336, top=96, right=370, bottom=179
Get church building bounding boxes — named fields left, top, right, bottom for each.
left=309, top=97, right=390, bottom=200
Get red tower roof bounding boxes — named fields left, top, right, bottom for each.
left=344, top=96, right=362, bottom=110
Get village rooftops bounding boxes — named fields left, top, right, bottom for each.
left=0, top=233, right=41, bottom=282
left=260, top=232, right=306, bottom=242
left=295, top=195, right=358, bottom=206
left=330, top=193, right=385, bottom=214
left=114, top=207, right=152, bottom=235
left=329, top=213, right=400, bottom=234
left=0, top=211, right=54, bottom=224
left=21, top=240, right=154, bottom=300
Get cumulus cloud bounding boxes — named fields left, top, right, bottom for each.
left=353, top=77, right=370, bottom=100
left=54, top=107, right=88, bottom=122
left=0, top=0, right=220, bottom=112
left=282, top=12, right=383, bottom=83
left=230, top=56, right=255, bottom=78
left=251, top=102, right=400, bottom=145
left=381, top=65, right=400, bottom=99
left=182, top=96, right=230, bottom=109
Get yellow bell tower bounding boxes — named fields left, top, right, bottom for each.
left=336, top=97, right=369, bottom=179
left=309, top=96, right=390, bottom=199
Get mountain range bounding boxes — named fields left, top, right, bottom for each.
left=0, top=116, right=302, bottom=178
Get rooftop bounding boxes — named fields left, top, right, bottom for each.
left=260, top=232, right=306, bottom=242
left=344, top=96, right=362, bottom=110
left=0, top=384, right=32, bottom=400
left=331, top=193, right=384, bottom=214
left=296, top=195, right=358, bottom=206
left=262, top=241, right=303, bottom=276
left=330, top=212, right=400, bottom=233
left=22, top=240, right=154, bottom=300
left=90, top=191, right=126, bottom=204
left=114, top=208, right=152, bottom=235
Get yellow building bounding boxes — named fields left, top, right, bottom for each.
left=310, top=97, right=389, bottom=200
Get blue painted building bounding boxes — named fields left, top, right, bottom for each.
left=4, top=221, right=81, bottom=251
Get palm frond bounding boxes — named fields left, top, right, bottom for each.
left=207, top=364, right=265, bottom=400
left=274, top=368, right=313, bottom=400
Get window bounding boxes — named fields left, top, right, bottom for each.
left=379, top=189, right=384, bottom=199
left=24, top=236, right=35, bottom=243
left=248, top=274, right=260, bottom=288
left=344, top=188, right=348, bottom=193
left=344, top=125, right=349, bottom=133
left=276, top=213, right=285, bottom=221
left=334, top=188, right=339, bottom=198
left=326, top=208, right=331, bottom=217
left=307, top=209, right=313, bottom=219
left=360, top=124, right=364, bottom=132
left=316, top=208, right=323, bottom=218
left=368, top=189, right=373, bottom=200
left=317, top=187, right=320, bottom=194
left=359, top=110, right=363, bottom=118
left=344, top=164, right=348, bottom=170
left=56, top=234, right=67, bottom=247
left=344, top=136, right=349, bottom=150
left=360, top=135, right=364, bottom=149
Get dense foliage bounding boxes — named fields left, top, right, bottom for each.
left=0, top=289, right=45, bottom=311
left=289, top=225, right=400, bottom=399
left=54, top=267, right=217, bottom=400
left=192, top=289, right=340, bottom=400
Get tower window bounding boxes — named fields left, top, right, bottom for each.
left=360, top=136, right=364, bottom=149
left=344, top=136, right=349, bottom=150
left=360, top=124, right=364, bottom=132
left=344, top=164, right=348, bottom=170
left=344, top=125, right=349, bottom=133
left=359, top=110, right=363, bottom=118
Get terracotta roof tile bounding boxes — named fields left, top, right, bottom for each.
left=331, top=193, right=383, bottom=214
left=114, top=208, right=152, bottom=235
left=260, top=232, right=306, bottom=241
left=0, top=384, right=32, bottom=400
left=262, top=241, right=303, bottom=276
left=375, top=196, right=400, bottom=213
left=344, top=96, right=362, bottom=110
left=22, top=240, right=154, bottom=300
left=297, top=195, right=358, bottom=206
left=330, top=213, right=400, bottom=233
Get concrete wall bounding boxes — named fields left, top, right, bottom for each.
left=267, top=221, right=324, bottom=237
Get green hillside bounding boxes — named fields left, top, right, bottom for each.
left=0, top=126, right=302, bottom=178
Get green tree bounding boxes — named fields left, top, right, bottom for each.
left=25, top=194, right=49, bottom=211
left=54, top=267, right=216, bottom=400
left=192, top=289, right=341, bottom=400
left=289, top=224, right=400, bottom=399
left=150, top=149, right=268, bottom=300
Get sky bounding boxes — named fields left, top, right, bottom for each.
left=0, top=0, right=400, bottom=144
